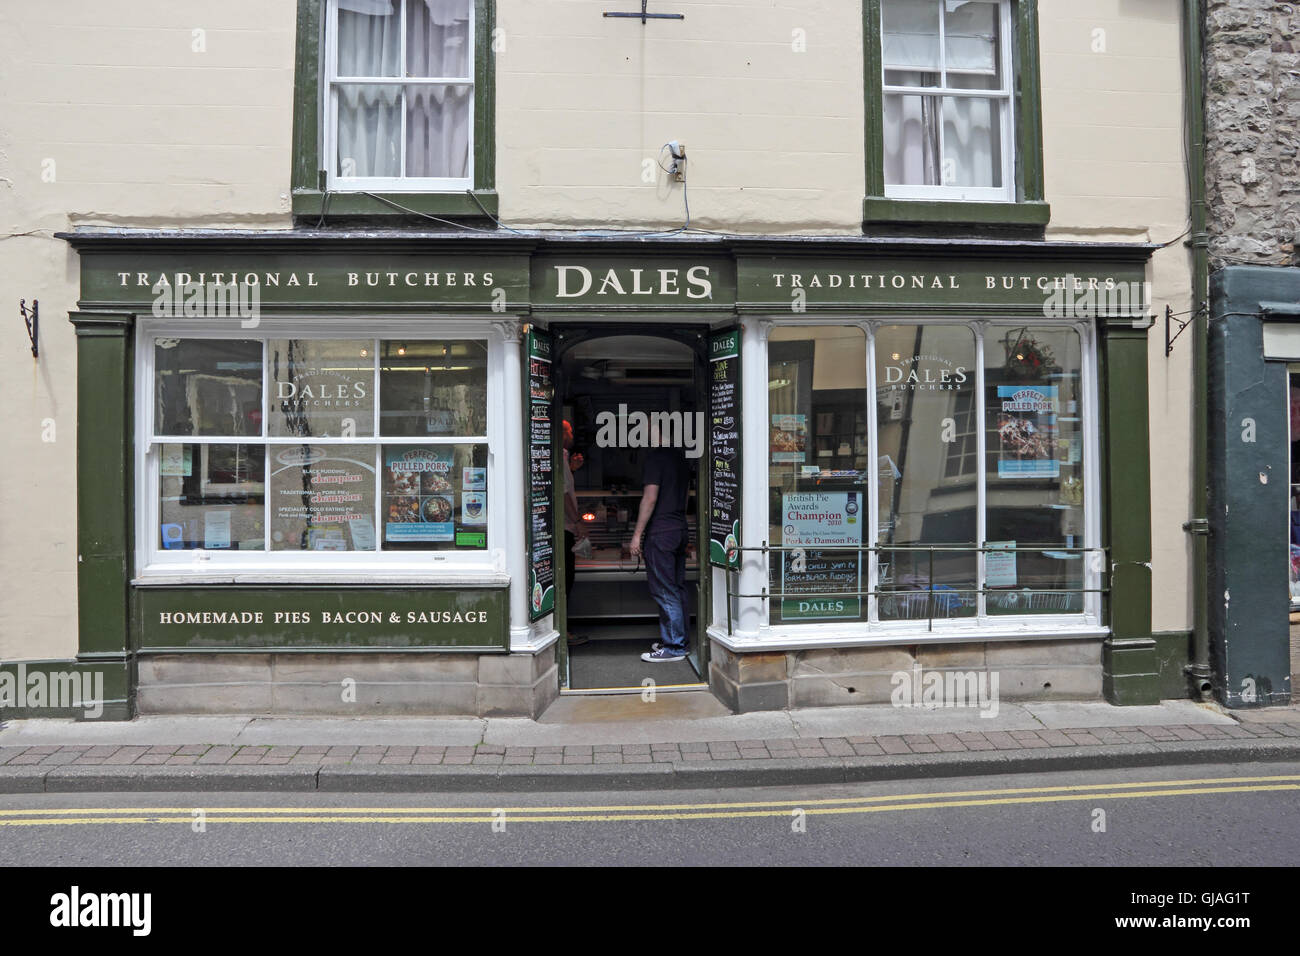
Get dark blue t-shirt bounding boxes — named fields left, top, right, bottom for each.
left=643, top=447, right=689, bottom=532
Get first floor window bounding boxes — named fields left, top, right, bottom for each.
left=881, top=0, right=1014, bottom=200
left=327, top=0, right=475, bottom=189
left=767, top=321, right=1092, bottom=625
left=146, top=333, right=491, bottom=566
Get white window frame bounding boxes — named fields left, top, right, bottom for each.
left=133, top=317, right=507, bottom=583
left=323, top=0, right=476, bottom=193
left=881, top=0, right=1016, bottom=203
left=752, top=317, right=1101, bottom=645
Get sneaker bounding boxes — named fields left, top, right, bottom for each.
left=650, top=642, right=691, bottom=654
left=641, top=647, right=688, bottom=663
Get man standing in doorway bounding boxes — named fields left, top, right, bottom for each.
left=630, top=427, right=692, bottom=662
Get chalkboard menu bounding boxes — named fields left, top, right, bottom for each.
left=709, top=328, right=742, bottom=568
left=526, top=328, right=556, bottom=620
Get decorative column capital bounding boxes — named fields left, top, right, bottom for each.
left=492, top=319, right=522, bottom=344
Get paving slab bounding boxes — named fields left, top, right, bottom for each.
left=485, top=693, right=794, bottom=746
left=1231, top=706, right=1300, bottom=724
left=787, top=702, right=1043, bottom=738
left=1023, top=700, right=1234, bottom=728
left=0, top=717, right=254, bottom=746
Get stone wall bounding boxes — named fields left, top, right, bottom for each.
left=1205, top=1, right=1300, bottom=267
left=136, top=647, right=559, bottom=718
left=709, top=639, right=1103, bottom=713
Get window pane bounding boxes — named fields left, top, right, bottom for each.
left=154, top=339, right=262, bottom=437
left=884, top=68, right=940, bottom=89
left=406, top=84, right=471, bottom=178
left=882, top=0, right=940, bottom=72
left=382, top=444, right=488, bottom=550
left=884, top=93, right=941, bottom=186
left=876, top=325, right=978, bottom=621
left=159, top=443, right=265, bottom=550
left=380, top=340, right=487, bottom=436
left=944, top=0, right=1000, bottom=82
left=337, top=0, right=400, bottom=77
left=984, top=327, right=1085, bottom=614
left=942, top=95, right=1002, bottom=188
left=268, top=339, right=375, bottom=438
left=269, top=444, right=377, bottom=551
left=336, top=84, right=402, bottom=178
left=768, top=327, right=868, bottom=624
left=406, top=0, right=472, bottom=77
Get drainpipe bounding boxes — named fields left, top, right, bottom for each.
left=1183, top=0, right=1213, bottom=698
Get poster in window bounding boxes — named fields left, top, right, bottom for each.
left=779, top=491, right=862, bottom=621
left=996, top=385, right=1059, bottom=478
left=770, top=414, right=807, bottom=463
left=985, top=540, right=1018, bottom=587
left=160, top=444, right=193, bottom=477
left=270, top=444, right=376, bottom=551
left=383, top=446, right=456, bottom=543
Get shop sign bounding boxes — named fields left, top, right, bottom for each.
left=134, top=588, right=508, bottom=649
left=532, top=256, right=736, bottom=309
left=78, top=253, right=529, bottom=310
left=738, top=257, right=1149, bottom=313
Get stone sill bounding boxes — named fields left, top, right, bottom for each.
left=709, top=622, right=1109, bottom=653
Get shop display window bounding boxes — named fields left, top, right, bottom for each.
left=146, top=335, right=491, bottom=566
left=767, top=322, right=1093, bottom=624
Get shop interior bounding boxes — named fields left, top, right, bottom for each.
left=557, top=332, right=705, bottom=690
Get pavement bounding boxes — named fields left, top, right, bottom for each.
left=1, top=696, right=1298, bottom=793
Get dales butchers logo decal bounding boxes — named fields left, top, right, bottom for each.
left=880, top=353, right=969, bottom=392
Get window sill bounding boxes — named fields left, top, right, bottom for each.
left=131, top=570, right=511, bottom=588
left=292, top=189, right=499, bottom=222
left=710, top=618, right=1106, bottom=652
left=863, top=197, right=1050, bottom=229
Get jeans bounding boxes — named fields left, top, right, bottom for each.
left=644, top=523, right=690, bottom=652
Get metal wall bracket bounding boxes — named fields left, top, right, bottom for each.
left=19, top=299, right=37, bottom=359
left=1165, top=303, right=1203, bottom=356
left=604, top=0, right=684, bottom=23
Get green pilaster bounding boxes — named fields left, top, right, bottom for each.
left=1100, top=320, right=1158, bottom=704
left=69, top=311, right=134, bottom=718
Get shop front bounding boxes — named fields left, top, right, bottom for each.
left=54, top=230, right=1159, bottom=718
left=1208, top=264, right=1300, bottom=707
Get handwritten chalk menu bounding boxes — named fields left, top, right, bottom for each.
left=779, top=491, right=863, bottom=621
left=709, top=328, right=742, bottom=568
left=526, top=328, right=556, bottom=620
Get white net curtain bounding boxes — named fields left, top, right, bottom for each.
left=335, top=0, right=472, bottom=181
left=882, top=0, right=1004, bottom=190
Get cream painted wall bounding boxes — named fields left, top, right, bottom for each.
left=1037, top=1, right=1194, bottom=634
left=0, top=0, right=1194, bottom=661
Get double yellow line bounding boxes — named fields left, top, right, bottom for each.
left=1, top=775, right=1297, bottom=826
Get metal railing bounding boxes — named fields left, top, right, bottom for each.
left=719, top=543, right=1108, bottom=634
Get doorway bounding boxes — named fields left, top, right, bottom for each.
left=552, top=325, right=711, bottom=693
